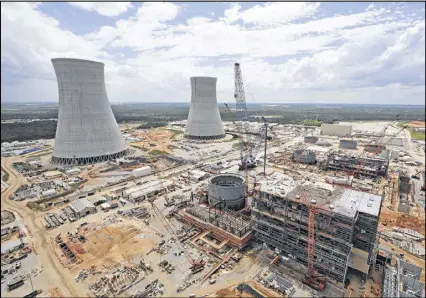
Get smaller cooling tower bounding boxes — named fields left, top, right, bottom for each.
left=184, top=77, right=225, bottom=140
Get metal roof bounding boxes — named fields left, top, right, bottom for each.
left=72, top=198, right=95, bottom=213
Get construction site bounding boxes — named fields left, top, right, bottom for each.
left=1, top=61, right=425, bottom=298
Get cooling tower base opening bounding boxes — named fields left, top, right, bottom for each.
left=184, top=134, right=226, bottom=140
left=51, top=149, right=129, bottom=165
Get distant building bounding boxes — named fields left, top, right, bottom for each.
left=320, top=124, right=352, bottom=137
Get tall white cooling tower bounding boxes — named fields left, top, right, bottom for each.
left=51, top=58, right=128, bottom=165
left=184, top=77, right=225, bottom=140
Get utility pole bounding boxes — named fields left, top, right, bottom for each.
left=28, top=272, right=34, bottom=292
left=263, top=120, right=268, bottom=176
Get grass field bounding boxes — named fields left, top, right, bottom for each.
left=408, top=128, right=426, bottom=141
left=302, top=119, right=323, bottom=127
left=150, top=149, right=168, bottom=156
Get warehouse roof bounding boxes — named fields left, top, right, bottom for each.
left=72, top=198, right=95, bottom=213
left=125, top=180, right=172, bottom=198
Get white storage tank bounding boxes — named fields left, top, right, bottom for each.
left=132, top=166, right=152, bottom=178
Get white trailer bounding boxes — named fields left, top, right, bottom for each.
left=132, top=166, right=152, bottom=178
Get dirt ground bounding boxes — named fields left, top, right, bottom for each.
left=210, top=281, right=281, bottom=298
left=63, top=223, right=157, bottom=274
left=130, top=128, right=178, bottom=154
left=408, top=121, right=426, bottom=128
left=379, top=209, right=426, bottom=236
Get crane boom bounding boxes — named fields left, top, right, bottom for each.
left=233, top=63, right=266, bottom=170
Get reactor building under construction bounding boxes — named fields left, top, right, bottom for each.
left=184, top=77, right=225, bottom=140
left=51, top=58, right=128, bottom=165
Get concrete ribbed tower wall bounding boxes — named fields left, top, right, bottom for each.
left=184, top=77, right=225, bottom=140
left=51, top=58, right=128, bottom=165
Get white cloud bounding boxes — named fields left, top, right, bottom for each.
left=1, top=2, right=425, bottom=105
left=239, top=2, right=320, bottom=26
left=366, top=3, right=375, bottom=11
left=223, top=3, right=320, bottom=27
left=68, top=2, right=133, bottom=17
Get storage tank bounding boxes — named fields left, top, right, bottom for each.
left=208, top=174, right=246, bottom=210
left=304, top=136, right=319, bottom=143
left=132, top=166, right=152, bottom=178
left=339, top=139, right=357, bottom=149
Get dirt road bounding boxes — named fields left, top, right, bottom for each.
left=1, top=156, right=80, bottom=297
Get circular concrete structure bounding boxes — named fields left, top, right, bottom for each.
left=51, top=58, right=128, bottom=165
left=208, top=174, right=246, bottom=210
left=184, top=77, right=225, bottom=140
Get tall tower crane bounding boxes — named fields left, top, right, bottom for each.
left=289, top=144, right=330, bottom=291
left=233, top=63, right=268, bottom=172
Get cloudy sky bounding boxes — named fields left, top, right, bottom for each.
left=1, top=2, right=425, bottom=105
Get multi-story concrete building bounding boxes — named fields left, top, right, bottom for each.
left=252, top=181, right=382, bottom=284
left=51, top=58, right=128, bottom=165
left=184, top=77, right=225, bottom=140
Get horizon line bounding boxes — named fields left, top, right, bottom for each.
left=1, top=101, right=425, bottom=106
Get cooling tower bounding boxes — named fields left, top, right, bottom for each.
left=51, top=58, right=128, bottom=165
left=184, top=77, right=225, bottom=140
